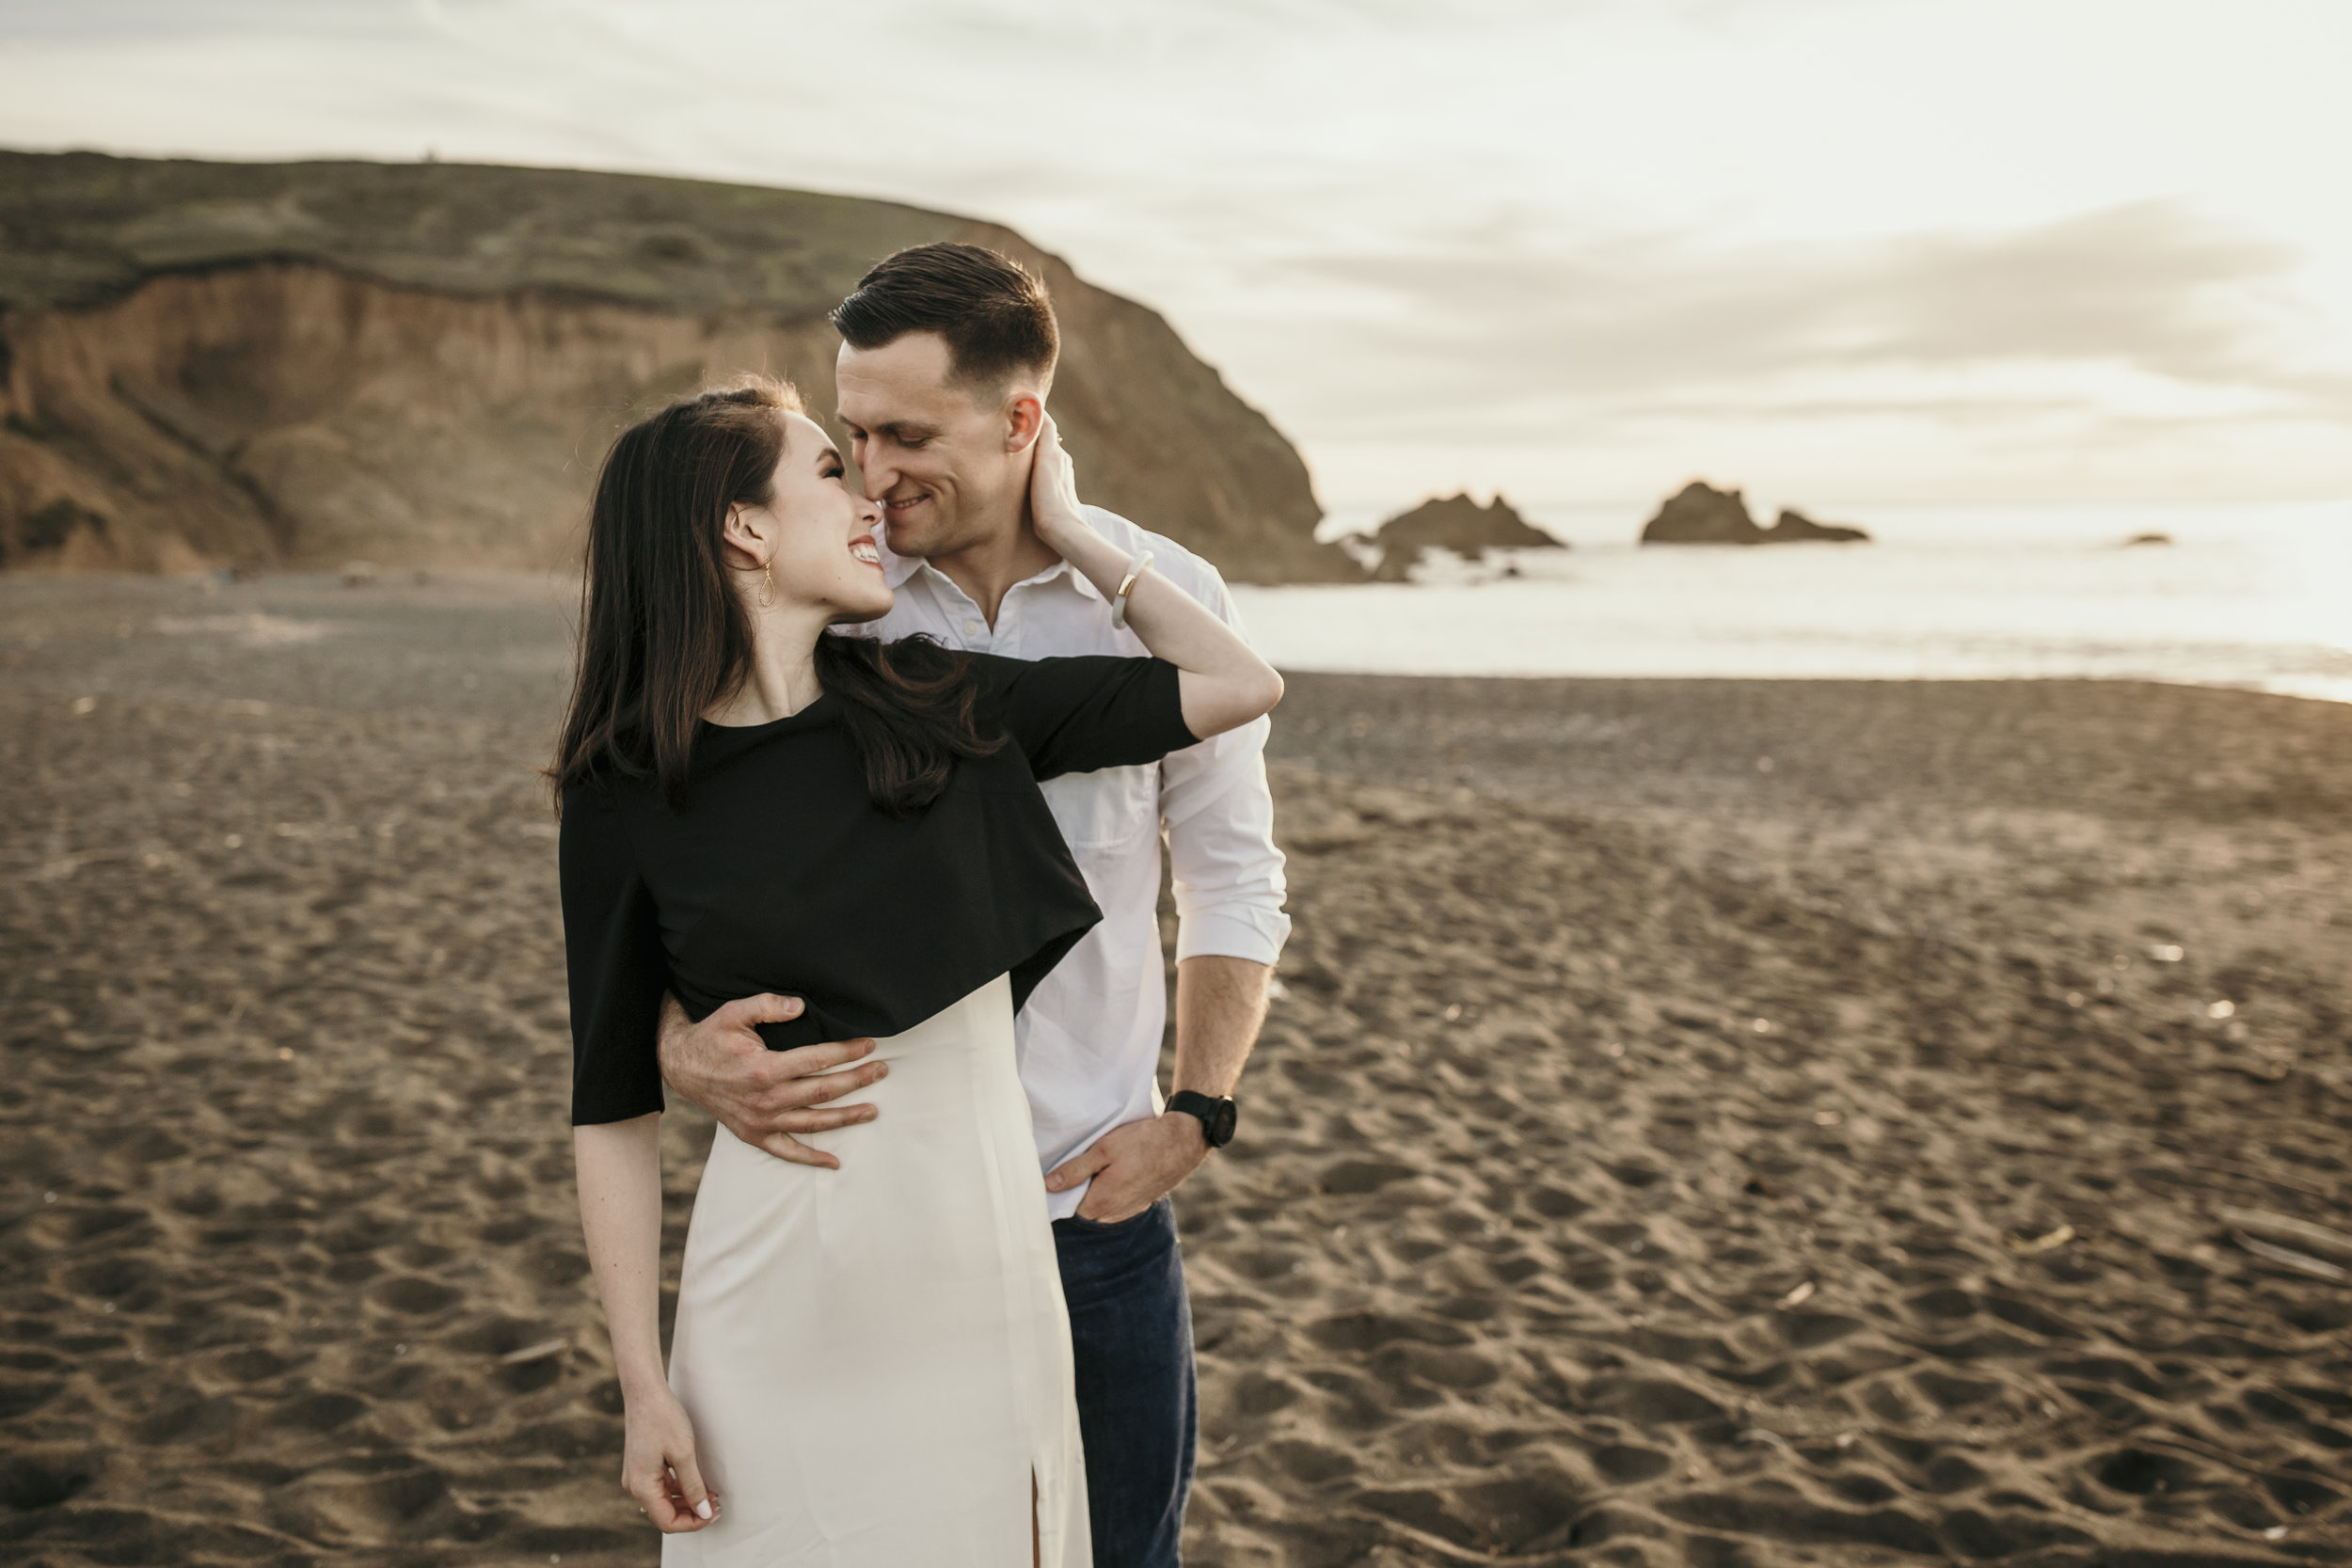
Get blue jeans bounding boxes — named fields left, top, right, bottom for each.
left=1053, top=1196, right=1195, bottom=1568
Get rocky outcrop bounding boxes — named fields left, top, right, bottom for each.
left=1768, top=508, right=1871, bottom=544
left=1639, top=482, right=1869, bottom=546
left=1369, top=492, right=1562, bottom=579
left=0, top=151, right=1361, bottom=582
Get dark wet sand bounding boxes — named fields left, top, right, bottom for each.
left=4, top=571, right=2349, bottom=1567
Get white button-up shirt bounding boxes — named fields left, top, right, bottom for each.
left=845, top=506, right=1291, bottom=1218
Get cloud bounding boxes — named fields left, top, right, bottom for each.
left=0, top=0, right=409, bottom=40
left=1293, top=199, right=2337, bottom=428
left=2, top=0, right=2347, bottom=502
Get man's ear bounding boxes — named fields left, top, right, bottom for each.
left=1004, top=391, right=1045, bottom=453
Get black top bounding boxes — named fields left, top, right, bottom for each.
left=560, top=650, right=1197, bottom=1126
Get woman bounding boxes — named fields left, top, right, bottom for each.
left=552, top=375, right=1280, bottom=1565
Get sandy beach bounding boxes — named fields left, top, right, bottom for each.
left=5, top=570, right=2349, bottom=1567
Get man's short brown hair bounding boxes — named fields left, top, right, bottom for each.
left=831, top=243, right=1059, bottom=394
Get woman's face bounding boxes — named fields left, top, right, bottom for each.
left=735, top=413, right=891, bottom=624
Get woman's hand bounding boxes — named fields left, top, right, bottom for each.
left=576, top=1119, right=709, bottom=1528
left=623, top=1386, right=722, bottom=1532
left=1020, top=413, right=1280, bottom=737
left=1026, top=413, right=1091, bottom=559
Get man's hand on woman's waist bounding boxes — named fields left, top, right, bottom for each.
left=656, top=993, right=887, bottom=1170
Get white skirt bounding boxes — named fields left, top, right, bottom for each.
left=662, top=974, right=1090, bottom=1567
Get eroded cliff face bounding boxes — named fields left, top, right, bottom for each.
left=0, top=263, right=799, bottom=570
left=0, top=153, right=1359, bottom=582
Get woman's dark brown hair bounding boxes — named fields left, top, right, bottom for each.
left=550, top=375, right=1000, bottom=816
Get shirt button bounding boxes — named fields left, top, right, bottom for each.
left=962, top=620, right=981, bottom=635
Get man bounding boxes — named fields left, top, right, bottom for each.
left=656, top=242, right=1288, bottom=1566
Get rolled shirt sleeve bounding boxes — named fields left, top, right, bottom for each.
left=1154, top=573, right=1291, bottom=968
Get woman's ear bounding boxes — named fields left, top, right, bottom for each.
left=721, top=501, right=771, bottom=568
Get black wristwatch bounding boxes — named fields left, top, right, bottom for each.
left=1168, top=1091, right=1238, bottom=1149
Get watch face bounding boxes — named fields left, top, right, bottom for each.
left=1208, top=1099, right=1238, bottom=1148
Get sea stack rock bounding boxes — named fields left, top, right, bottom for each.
left=0, top=151, right=1364, bottom=583
left=1767, top=508, right=1870, bottom=544
left=1370, top=492, right=1563, bottom=580
left=1639, top=482, right=1869, bottom=545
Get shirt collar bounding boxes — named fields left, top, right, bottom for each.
left=880, top=541, right=1104, bottom=602
left=1055, top=557, right=1106, bottom=602
left=880, top=539, right=924, bottom=589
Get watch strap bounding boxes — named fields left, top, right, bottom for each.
left=1168, top=1090, right=1237, bottom=1148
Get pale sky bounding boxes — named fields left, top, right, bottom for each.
left=3, top=0, right=2348, bottom=515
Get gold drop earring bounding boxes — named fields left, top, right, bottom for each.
left=756, top=555, right=775, bottom=610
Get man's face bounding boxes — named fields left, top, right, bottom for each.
left=834, top=332, right=1034, bottom=561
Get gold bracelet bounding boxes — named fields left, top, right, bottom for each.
left=1110, top=551, right=1154, bottom=629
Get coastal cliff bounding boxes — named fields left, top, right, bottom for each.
left=0, top=151, right=1361, bottom=582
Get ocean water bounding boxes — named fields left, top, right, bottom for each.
left=1234, top=501, right=2352, bottom=704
